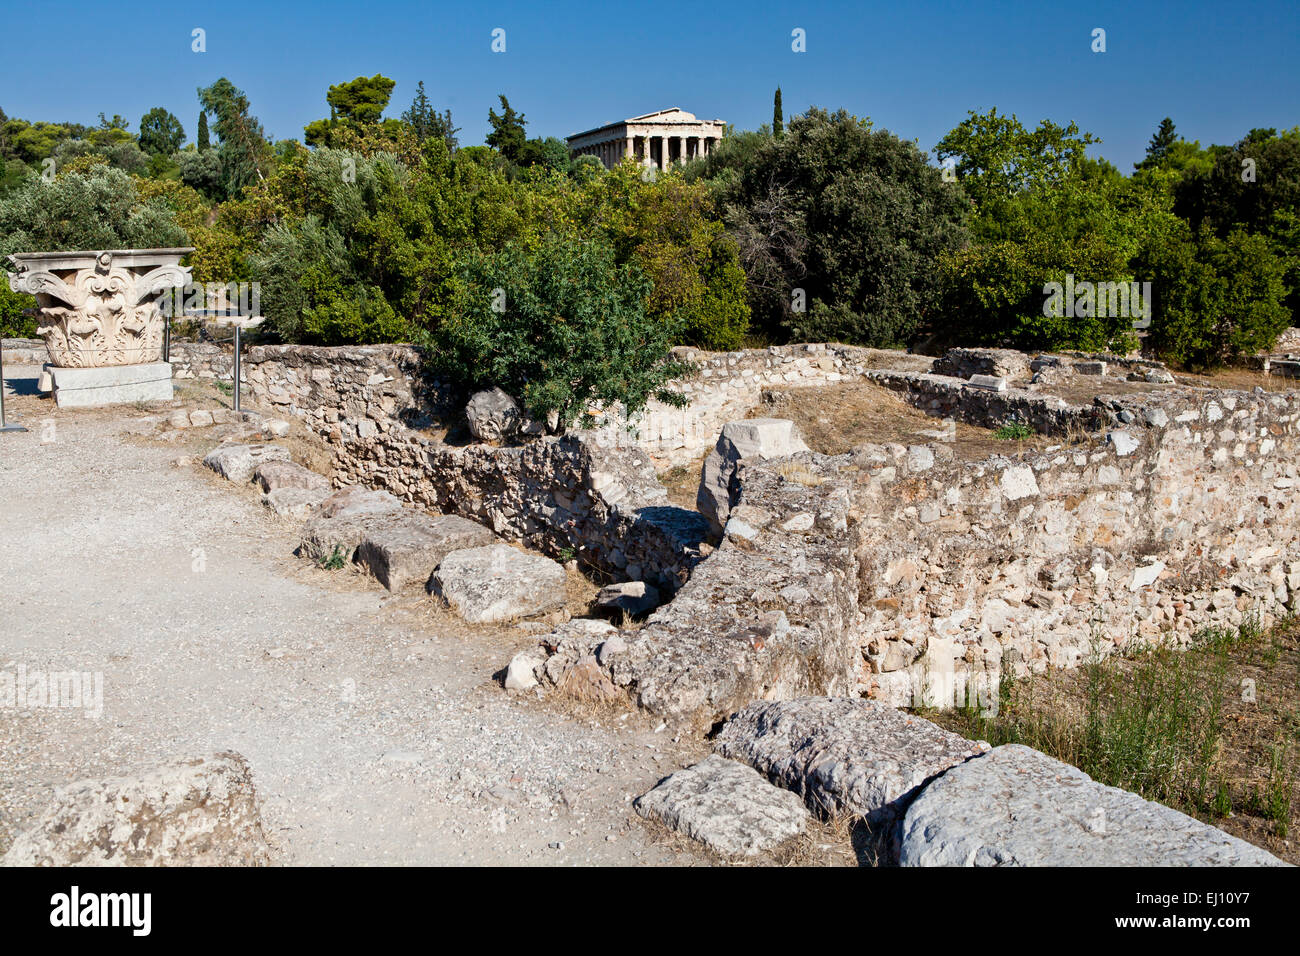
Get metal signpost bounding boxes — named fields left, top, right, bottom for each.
left=0, top=341, right=29, bottom=433
left=184, top=310, right=263, bottom=414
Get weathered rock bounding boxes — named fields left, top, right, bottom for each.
left=595, top=580, right=661, bottom=617
left=554, top=654, right=622, bottom=704
left=504, top=651, right=544, bottom=691
left=0, top=751, right=272, bottom=867
left=697, top=418, right=810, bottom=537
left=715, top=698, right=988, bottom=848
left=298, top=488, right=405, bottom=562
left=262, top=487, right=330, bottom=519
left=430, top=543, right=567, bottom=623
left=355, top=513, right=497, bottom=591
left=466, top=387, right=522, bottom=444
left=932, top=348, right=1031, bottom=382
left=899, top=744, right=1286, bottom=867
left=633, top=755, right=810, bottom=857
left=252, top=459, right=330, bottom=493
left=202, top=444, right=290, bottom=483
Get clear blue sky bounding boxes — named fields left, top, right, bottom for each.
left=2, top=0, right=1296, bottom=168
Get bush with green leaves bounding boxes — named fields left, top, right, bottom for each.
left=692, top=108, right=968, bottom=347
left=1140, top=226, right=1290, bottom=369
left=430, top=234, right=688, bottom=427
left=0, top=163, right=189, bottom=255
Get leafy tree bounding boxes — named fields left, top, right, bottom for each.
left=515, top=136, right=571, bottom=172
left=305, top=74, right=398, bottom=147
left=431, top=234, right=688, bottom=426
left=935, top=108, right=1097, bottom=214
left=197, top=110, right=210, bottom=151
left=177, top=146, right=224, bottom=200
left=139, top=107, right=185, bottom=156
left=53, top=136, right=148, bottom=175
left=1140, top=226, right=1289, bottom=367
left=486, top=95, right=528, bottom=163
left=198, top=77, right=272, bottom=198
left=0, top=163, right=188, bottom=255
left=773, top=87, right=783, bottom=138
left=697, top=108, right=968, bottom=346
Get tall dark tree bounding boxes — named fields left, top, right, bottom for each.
left=773, top=87, right=783, bottom=138
left=138, top=107, right=185, bottom=156
left=486, top=94, right=527, bottom=162
left=401, top=80, right=459, bottom=150
left=197, top=77, right=271, bottom=196
left=197, top=110, right=209, bottom=151
left=1138, top=117, right=1178, bottom=169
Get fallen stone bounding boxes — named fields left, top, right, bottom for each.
left=965, top=374, right=1007, bottom=392
left=262, top=487, right=330, bottom=519
left=715, top=697, right=987, bottom=851
left=356, top=513, right=497, bottom=591
left=298, top=488, right=405, bottom=562
left=189, top=409, right=214, bottom=427
left=0, top=751, right=272, bottom=867
left=466, top=387, right=522, bottom=443
left=505, top=651, right=545, bottom=691
left=202, top=444, right=291, bottom=483
left=262, top=419, right=291, bottom=438
left=595, top=580, right=661, bottom=617
left=633, top=755, right=810, bottom=857
left=899, top=744, right=1286, bottom=866
left=698, top=418, right=810, bottom=537
left=253, top=459, right=330, bottom=493
left=430, top=543, right=567, bottom=623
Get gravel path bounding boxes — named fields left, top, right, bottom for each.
left=0, top=366, right=705, bottom=865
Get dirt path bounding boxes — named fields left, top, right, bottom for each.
left=0, top=365, right=707, bottom=865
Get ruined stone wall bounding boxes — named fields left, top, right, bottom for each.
left=839, top=385, right=1300, bottom=707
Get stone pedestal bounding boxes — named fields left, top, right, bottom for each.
left=46, top=361, right=173, bottom=408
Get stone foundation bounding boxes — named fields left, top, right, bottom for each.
left=46, top=361, right=173, bottom=407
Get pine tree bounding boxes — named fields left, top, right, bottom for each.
left=1142, top=117, right=1177, bottom=167
left=486, top=94, right=527, bottom=162
left=197, top=110, right=210, bottom=151
left=773, top=87, right=784, bottom=138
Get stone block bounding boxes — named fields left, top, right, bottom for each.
left=202, top=443, right=291, bottom=483
left=355, top=513, right=497, bottom=591
left=48, top=361, right=173, bottom=408
left=899, top=744, right=1285, bottom=866
left=430, top=543, right=567, bottom=623
left=253, top=460, right=330, bottom=493
left=633, top=755, right=810, bottom=857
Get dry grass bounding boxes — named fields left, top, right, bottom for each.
left=763, top=381, right=1055, bottom=461
left=925, top=619, right=1300, bottom=864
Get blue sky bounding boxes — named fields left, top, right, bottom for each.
left=2, top=0, right=1296, bottom=168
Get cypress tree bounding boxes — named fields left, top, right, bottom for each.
left=773, top=87, right=783, bottom=138
left=197, top=110, right=210, bottom=151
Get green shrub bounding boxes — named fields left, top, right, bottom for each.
left=430, top=233, right=688, bottom=427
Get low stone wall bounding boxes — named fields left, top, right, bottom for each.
left=866, top=369, right=1107, bottom=436
left=329, top=427, right=709, bottom=593
left=3, top=338, right=235, bottom=380
left=840, top=384, right=1300, bottom=706
left=0, top=337, right=47, bottom=365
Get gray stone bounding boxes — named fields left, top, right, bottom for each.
left=47, top=361, right=173, bottom=408
left=899, top=744, right=1286, bottom=867
left=262, top=487, right=330, bottom=519
left=715, top=698, right=987, bottom=848
left=0, top=751, right=272, bottom=867
left=697, top=418, right=810, bottom=537
left=430, top=543, right=567, bottom=623
left=633, top=755, right=810, bottom=857
left=965, top=374, right=1007, bottom=392
left=355, top=513, right=497, bottom=591
left=466, top=387, right=522, bottom=443
left=202, top=443, right=291, bottom=483
left=1107, top=430, right=1139, bottom=457
left=298, top=487, right=405, bottom=562
left=252, top=459, right=329, bottom=493
left=595, top=580, right=661, bottom=616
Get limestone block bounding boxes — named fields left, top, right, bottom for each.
left=697, top=418, right=810, bottom=536
left=899, top=745, right=1285, bottom=866
left=262, top=487, right=330, bottom=519
left=202, top=443, right=291, bottom=483
left=595, top=580, right=661, bottom=616
left=430, top=543, right=567, bottom=623
left=633, top=755, right=810, bottom=857
left=0, top=751, right=272, bottom=866
left=355, top=513, right=497, bottom=591
left=252, top=460, right=330, bottom=493
left=466, top=387, right=521, bottom=443
left=48, top=361, right=173, bottom=408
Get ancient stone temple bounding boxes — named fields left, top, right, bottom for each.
left=567, top=108, right=726, bottom=170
